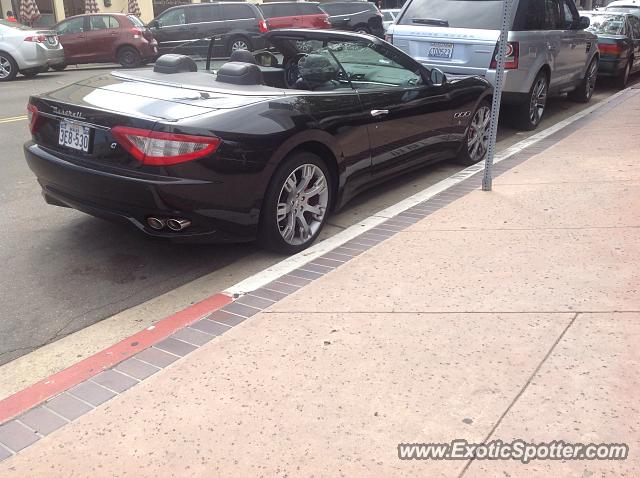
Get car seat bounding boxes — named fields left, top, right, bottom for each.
left=295, top=54, right=339, bottom=91
left=229, top=50, right=257, bottom=64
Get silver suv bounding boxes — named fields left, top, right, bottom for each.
left=387, top=0, right=599, bottom=130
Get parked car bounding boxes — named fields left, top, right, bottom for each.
left=603, top=0, right=640, bottom=16
left=53, top=14, right=157, bottom=69
left=583, top=11, right=640, bottom=87
left=381, top=9, right=401, bottom=32
left=319, top=1, right=384, bottom=37
left=388, top=0, right=600, bottom=130
left=24, top=29, right=492, bottom=253
left=148, top=2, right=268, bottom=57
left=258, top=2, right=331, bottom=30
left=0, top=20, right=64, bottom=81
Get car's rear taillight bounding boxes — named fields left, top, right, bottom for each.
left=490, top=41, right=519, bottom=70
left=258, top=19, right=268, bottom=33
left=24, top=35, right=46, bottom=43
left=385, top=34, right=393, bottom=44
left=111, top=126, right=221, bottom=166
left=131, top=27, right=142, bottom=39
left=598, top=43, right=622, bottom=57
left=27, top=104, right=40, bottom=134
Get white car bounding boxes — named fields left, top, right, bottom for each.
left=381, top=9, right=401, bottom=31
left=0, top=20, right=64, bottom=81
left=603, top=0, right=640, bottom=15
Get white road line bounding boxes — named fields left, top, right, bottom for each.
left=224, top=89, right=629, bottom=297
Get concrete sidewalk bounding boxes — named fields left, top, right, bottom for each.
left=1, top=89, right=639, bottom=477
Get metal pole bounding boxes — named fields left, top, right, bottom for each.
left=482, top=0, right=514, bottom=191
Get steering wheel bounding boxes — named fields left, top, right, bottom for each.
left=284, top=53, right=308, bottom=89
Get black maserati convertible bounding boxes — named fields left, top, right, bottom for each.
left=25, top=29, right=492, bottom=253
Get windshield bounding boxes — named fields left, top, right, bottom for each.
left=585, top=13, right=626, bottom=34
left=398, top=0, right=505, bottom=29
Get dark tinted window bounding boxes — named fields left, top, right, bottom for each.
left=322, top=3, right=372, bottom=15
left=57, top=17, right=85, bottom=34
left=399, top=0, right=506, bottom=29
left=260, top=3, right=297, bottom=17
left=128, top=15, right=144, bottom=27
left=515, top=0, right=545, bottom=30
left=320, top=3, right=349, bottom=15
left=298, top=3, right=324, bottom=15
left=222, top=4, right=255, bottom=20
left=189, top=5, right=219, bottom=22
left=89, top=15, right=118, bottom=30
left=562, top=0, right=578, bottom=29
left=158, top=8, right=186, bottom=27
left=544, top=0, right=563, bottom=29
left=629, top=16, right=640, bottom=38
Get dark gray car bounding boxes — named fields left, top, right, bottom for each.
left=148, top=2, right=268, bottom=57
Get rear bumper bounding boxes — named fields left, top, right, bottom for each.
left=24, top=142, right=259, bottom=243
left=18, top=44, right=65, bottom=69
left=597, top=57, right=626, bottom=77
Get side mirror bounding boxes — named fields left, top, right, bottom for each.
left=579, top=16, right=590, bottom=30
left=148, top=20, right=159, bottom=29
left=429, top=67, right=446, bottom=87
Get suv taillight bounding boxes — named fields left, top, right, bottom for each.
left=598, top=43, right=622, bottom=57
left=111, top=126, right=221, bottom=166
left=258, top=19, right=268, bottom=33
left=490, top=41, right=519, bottom=70
left=131, top=27, right=143, bottom=39
left=27, top=104, right=40, bottom=134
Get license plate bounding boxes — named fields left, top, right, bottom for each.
left=46, top=36, right=57, bottom=46
left=428, top=42, right=454, bottom=59
left=59, top=121, right=91, bottom=152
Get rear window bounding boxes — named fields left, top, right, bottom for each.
left=259, top=3, right=298, bottom=17
left=584, top=13, right=626, bottom=35
left=398, top=0, right=506, bottom=29
left=298, top=3, right=324, bottom=15
left=322, top=3, right=376, bottom=15
left=128, top=15, right=144, bottom=27
left=222, top=4, right=256, bottom=20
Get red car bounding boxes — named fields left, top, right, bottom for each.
left=52, top=13, right=158, bottom=69
left=258, top=2, right=331, bottom=30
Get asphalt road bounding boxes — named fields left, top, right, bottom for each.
left=0, top=64, right=630, bottom=366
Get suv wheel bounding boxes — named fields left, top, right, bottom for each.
left=512, top=71, right=548, bottom=131
left=0, top=52, right=18, bottom=82
left=354, top=25, right=370, bottom=34
left=228, top=37, right=252, bottom=56
left=259, top=151, right=332, bottom=254
left=569, top=57, right=598, bottom=103
left=117, top=46, right=142, bottom=68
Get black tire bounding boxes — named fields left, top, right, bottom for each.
left=50, top=63, right=67, bottom=71
left=569, top=57, right=598, bottom=103
left=259, top=151, right=333, bottom=255
left=511, top=70, right=549, bottom=131
left=354, top=24, right=370, bottom=34
left=227, top=36, right=252, bottom=56
left=21, top=69, right=40, bottom=78
left=0, top=51, right=18, bottom=82
left=117, top=46, right=142, bottom=68
left=616, top=58, right=631, bottom=89
left=457, top=99, right=492, bottom=165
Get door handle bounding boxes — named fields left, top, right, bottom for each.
left=370, top=109, right=389, bottom=117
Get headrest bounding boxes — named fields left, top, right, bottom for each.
left=153, top=54, right=198, bottom=74
left=216, top=62, right=264, bottom=85
left=229, top=50, right=257, bottom=64
left=298, top=54, right=338, bottom=84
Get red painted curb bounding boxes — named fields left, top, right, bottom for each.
left=0, top=293, right=232, bottom=423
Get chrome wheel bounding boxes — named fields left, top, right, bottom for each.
left=529, top=76, right=547, bottom=126
left=467, top=105, right=491, bottom=162
left=277, top=164, right=329, bottom=246
left=0, top=55, right=12, bottom=79
left=585, top=59, right=598, bottom=98
left=231, top=39, right=249, bottom=52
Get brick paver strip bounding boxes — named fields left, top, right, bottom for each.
left=68, top=381, right=115, bottom=407
left=206, top=310, right=247, bottom=327
left=154, top=338, right=198, bottom=357
left=18, top=406, right=67, bottom=436
left=114, top=358, right=160, bottom=381
left=91, top=370, right=138, bottom=394
left=1, top=89, right=634, bottom=462
left=190, top=319, right=233, bottom=336
left=135, top=347, right=179, bottom=368
left=171, top=327, right=215, bottom=347
left=45, top=393, right=93, bottom=421
left=222, top=302, right=261, bottom=318
left=0, top=420, right=39, bottom=452
left=0, top=445, right=10, bottom=461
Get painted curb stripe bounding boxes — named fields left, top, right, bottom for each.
left=0, top=293, right=232, bottom=423
left=0, top=116, right=28, bottom=124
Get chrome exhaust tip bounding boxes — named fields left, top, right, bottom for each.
left=166, top=218, right=191, bottom=231
left=147, top=217, right=165, bottom=230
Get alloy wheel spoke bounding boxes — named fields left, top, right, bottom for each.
left=305, top=176, right=326, bottom=197
left=284, top=174, right=297, bottom=194
left=277, top=202, right=291, bottom=221
left=282, top=212, right=296, bottom=242
left=297, top=213, right=311, bottom=239
left=297, top=164, right=315, bottom=193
